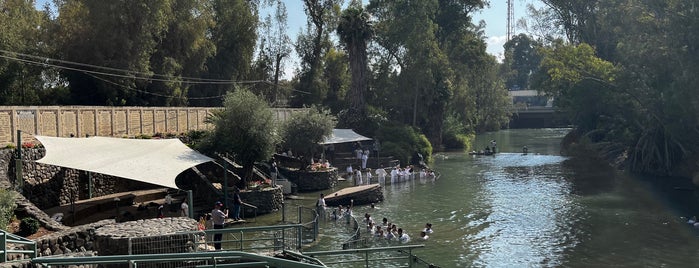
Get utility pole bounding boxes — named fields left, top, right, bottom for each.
left=507, top=0, right=515, bottom=42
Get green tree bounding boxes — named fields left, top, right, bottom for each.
left=189, top=0, right=258, bottom=107
left=337, top=1, right=373, bottom=125
left=291, top=0, right=342, bottom=107
left=146, top=0, right=216, bottom=106
left=198, top=88, right=279, bottom=189
left=280, top=106, right=337, bottom=163
left=0, top=0, right=49, bottom=105
left=54, top=0, right=172, bottom=105
left=503, top=33, right=542, bottom=91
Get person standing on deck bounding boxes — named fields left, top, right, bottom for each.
left=232, top=188, right=243, bottom=221
left=361, top=150, right=369, bottom=169
left=180, top=198, right=189, bottom=217
left=211, top=201, right=228, bottom=250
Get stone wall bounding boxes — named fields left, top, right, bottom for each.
left=1, top=148, right=154, bottom=210
left=239, top=185, right=283, bottom=215
left=0, top=106, right=305, bottom=145
left=34, top=219, right=114, bottom=257
left=281, top=168, right=338, bottom=192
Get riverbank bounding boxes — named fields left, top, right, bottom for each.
left=560, top=128, right=699, bottom=216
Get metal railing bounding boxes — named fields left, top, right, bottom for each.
left=341, top=215, right=369, bottom=250
left=128, top=207, right=318, bottom=256
left=32, top=250, right=326, bottom=268
left=0, top=229, right=36, bottom=263
left=304, top=244, right=431, bottom=268
left=128, top=223, right=314, bottom=257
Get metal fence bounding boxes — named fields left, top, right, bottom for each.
left=0, top=230, right=36, bottom=263
left=32, top=250, right=326, bottom=268
left=303, top=244, right=437, bottom=268
left=341, top=215, right=370, bottom=250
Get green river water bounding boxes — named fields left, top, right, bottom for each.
left=259, top=128, right=699, bottom=267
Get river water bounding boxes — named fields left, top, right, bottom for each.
left=280, top=128, right=699, bottom=267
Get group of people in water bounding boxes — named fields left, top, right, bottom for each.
left=346, top=164, right=436, bottom=185
left=364, top=213, right=433, bottom=243
left=317, top=197, right=433, bottom=244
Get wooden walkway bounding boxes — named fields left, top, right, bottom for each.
left=324, top=184, right=383, bottom=206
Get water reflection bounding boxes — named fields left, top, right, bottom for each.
left=284, top=129, right=699, bottom=267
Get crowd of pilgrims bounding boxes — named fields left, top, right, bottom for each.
left=345, top=164, right=436, bottom=185
left=318, top=197, right=433, bottom=244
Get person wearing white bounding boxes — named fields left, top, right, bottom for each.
left=375, top=168, right=387, bottom=184
left=346, top=165, right=354, bottom=181
left=361, top=151, right=368, bottom=169
left=397, top=228, right=410, bottom=243
left=366, top=169, right=373, bottom=184
left=423, top=223, right=433, bottom=234
left=316, top=193, right=327, bottom=218
left=355, top=169, right=363, bottom=185
left=390, top=167, right=398, bottom=183
left=180, top=199, right=189, bottom=217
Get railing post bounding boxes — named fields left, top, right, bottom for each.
left=297, top=206, right=302, bottom=224
left=281, top=202, right=286, bottom=222
left=1, top=231, right=6, bottom=262
left=365, top=251, right=369, bottom=268
left=297, top=225, right=303, bottom=250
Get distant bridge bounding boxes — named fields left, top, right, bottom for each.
left=509, top=106, right=569, bottom=128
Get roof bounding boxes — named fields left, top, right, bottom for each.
left=320, top=129, right=372, bottom=145
left=34, top=136, right=214, bottom=189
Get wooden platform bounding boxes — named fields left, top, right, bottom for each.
left=324, top=184, right=383, bottom=206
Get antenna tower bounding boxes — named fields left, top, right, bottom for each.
left=507, top=0, right=514, bottom=42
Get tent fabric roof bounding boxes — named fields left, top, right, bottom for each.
left=320, top=129, right=372, bottom=145
left=34, top=136, right=214, bottom=189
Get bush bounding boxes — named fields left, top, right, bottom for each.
left=0, top=190, right=16, bottom=229
left=375, top=124, right=432, bottom=166
left=19, top=217, right=39, bottom=237
left=443, top=133, right=473, bottom=150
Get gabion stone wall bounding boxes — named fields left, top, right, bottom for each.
left=239, top=185, right=283, bottom=215
left=94, top=218, right=198, bottom=256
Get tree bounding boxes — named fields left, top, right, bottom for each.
left=280, top=106, right=337, bottom=163
left=54, top=0, right=172, bottom=105
left=252, top=0, right=292, bottom=106
left=291, top=0, right=342, bottom=107
left=337, top=1, right=373, bottom=124
left=198, top=88, right=280, bottom=189
left=503, top=34, right=542, bottom=91
left=0, top=0, right=50, bottom=105
left=189, top=0, right=259, bottom=107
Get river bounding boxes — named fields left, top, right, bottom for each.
left=278, top=128, right=699, bottom=267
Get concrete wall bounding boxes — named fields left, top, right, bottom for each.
left=0, top=106, right=304, bottom=145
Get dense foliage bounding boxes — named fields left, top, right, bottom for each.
left=2, top=0, right=519, bottom=156
left=0, top=189, right=16, bottom=230
left=280, top=105, right=337, bottom=162
left=197, top=88, right=280, bottom=188
left=533, top=0, right=699, bottom=175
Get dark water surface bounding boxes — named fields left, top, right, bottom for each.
left=269, top=128, right=699, bottom=267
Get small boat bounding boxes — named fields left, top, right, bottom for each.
left=324, top=184, right=384, bottom=206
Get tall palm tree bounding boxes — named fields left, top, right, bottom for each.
left=337, top=2, right=373, bottom=120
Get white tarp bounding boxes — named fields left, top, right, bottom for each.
left=34, top=136, right=214, bottom=189
left=320, top=129, right=372, bottom=145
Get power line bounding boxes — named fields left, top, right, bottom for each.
left=0, top=50, right=273, bottom=85
left=88, top=73, right=226, bottom=100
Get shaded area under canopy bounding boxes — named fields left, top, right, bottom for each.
left=34, top=136, right=214, bottom=189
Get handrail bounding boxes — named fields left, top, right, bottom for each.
left=303, top=245, right=429, bottom=267
left=0, top=229, right=36, bottom=263
left=32, top=250, right=326, bottom=268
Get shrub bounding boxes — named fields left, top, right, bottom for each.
left=0, top=190, right=16, bottom=230
left=375, top=124, right=432, bottom=166
left=19, top=217, right=39, bottom=237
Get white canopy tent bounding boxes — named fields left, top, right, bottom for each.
left=320, top=129, right=372, bottom=145
left=34, top=136, right=214, bottom=189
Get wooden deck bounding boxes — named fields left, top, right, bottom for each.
left=324, top=184, right=383, bottom=206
